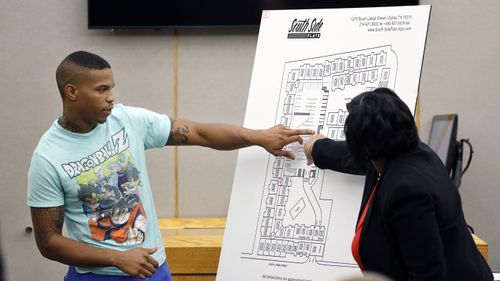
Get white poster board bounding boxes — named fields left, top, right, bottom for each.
left=218, top=5, right=431, bottom=281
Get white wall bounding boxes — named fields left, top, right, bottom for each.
left=0, top=0, right=498, bottom=280
left=176, top=28, right=257, bottom=216
left=420, top=0, right=500, bottom=270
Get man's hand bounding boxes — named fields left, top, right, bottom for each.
left=304, top=133, right=326, bottom=165
left=30, top=206, right=160, bottom=279
left=112, top=248, right=159, bottom=280
left=257, top=125, right=315, bottom=159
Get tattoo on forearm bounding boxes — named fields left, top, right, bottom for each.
left=168, top=124, right=190, bottom=145
left=31, top=207, right=64, bottom=245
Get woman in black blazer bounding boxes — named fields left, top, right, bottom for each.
left=304, top=88, right=492, bottom=281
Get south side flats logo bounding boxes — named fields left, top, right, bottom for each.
left=287, top=18, right=323, bottom=39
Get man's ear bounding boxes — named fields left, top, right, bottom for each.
left=64, top=84, right=78, bottom=101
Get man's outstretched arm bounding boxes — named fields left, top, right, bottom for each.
left=30, top=206, right=159, bottom=280
left=166, top=118, right=315, bottom=159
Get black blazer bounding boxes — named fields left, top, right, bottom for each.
left=312, top=139, right=493, bottom=281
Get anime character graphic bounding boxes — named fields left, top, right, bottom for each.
left=76, top=151, right=146, bottom=245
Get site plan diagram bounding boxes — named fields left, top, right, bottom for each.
left=241, top=45, right=398, bottom=268
left=218, top=6, right=431, bottom=281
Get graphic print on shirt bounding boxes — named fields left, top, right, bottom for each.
left=62, top=128, right=147, bottom=246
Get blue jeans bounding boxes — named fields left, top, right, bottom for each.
left=64, top=262, right=172, bottom=281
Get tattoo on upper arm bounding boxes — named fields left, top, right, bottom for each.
left=31, top=206, right=64, bottom=245
left=167, top=122, right=191, bottom=145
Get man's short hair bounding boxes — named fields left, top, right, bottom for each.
left=344, top=87, right=419, bottom=163
left=55, top=51, right=111, bottom=98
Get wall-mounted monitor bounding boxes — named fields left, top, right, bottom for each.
left=428, top=114, right=458, bottom=173
left=88, top=0, right=420, bottom=29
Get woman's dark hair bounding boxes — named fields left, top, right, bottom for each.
left=344, top=88, right=419, bottom=163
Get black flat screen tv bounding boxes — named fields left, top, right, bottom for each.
left=428, top=114, right=458, bottom=173
left=88, top=0, right=419, bottom=29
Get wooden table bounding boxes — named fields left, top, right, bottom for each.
left=160, top=218, right=225, bottom=281
left=472, top=234, right=489, bottom=262
left=161, top=218, right=489, bottom=281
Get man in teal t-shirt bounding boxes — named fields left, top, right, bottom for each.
left=27, top=51, right=313, bottom=280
